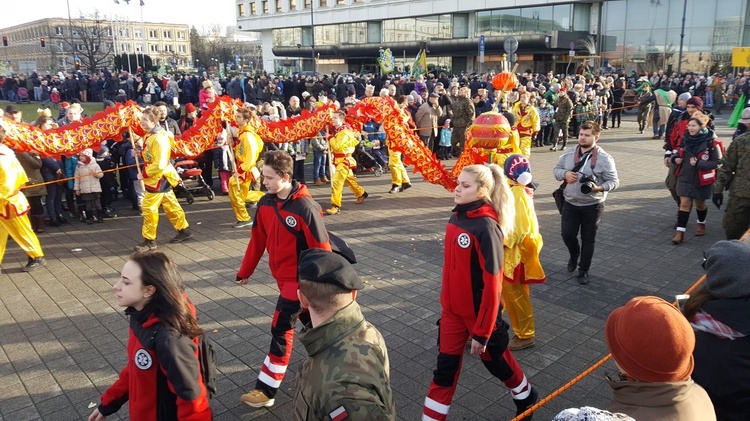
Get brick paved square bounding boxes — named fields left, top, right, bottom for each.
left=0, top=114, right=733, bottom=420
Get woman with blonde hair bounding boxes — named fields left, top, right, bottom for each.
left=422, top=164, right=538, bottom=421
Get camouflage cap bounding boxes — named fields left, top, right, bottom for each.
left=298, top=249, right=364, bottom=290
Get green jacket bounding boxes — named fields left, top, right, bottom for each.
left=715, top=132, right=750, bottom=198
left=555, top=95, right=573, bottom=122
left=294, top=301, right=395, bottom=421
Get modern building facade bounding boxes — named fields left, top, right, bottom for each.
left=0, top=18, right=192, bottom=74
left=236, top=0, right=749, bottom=75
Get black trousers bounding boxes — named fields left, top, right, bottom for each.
left=561, top=201, right=605, bottom=272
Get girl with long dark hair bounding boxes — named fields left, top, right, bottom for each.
left=88, top=251, right=212, bottom=421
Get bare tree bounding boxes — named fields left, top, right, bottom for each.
left=190, top=25, right=262, bottom=72
left=62, top=10, right=114, bottom=72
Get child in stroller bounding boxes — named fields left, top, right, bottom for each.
left=17, top=87, right=30, bottom=103
left=174, top=159, right=215, bottom=204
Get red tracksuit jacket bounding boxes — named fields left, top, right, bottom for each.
left=237, top=182, right=331, bottom=297
left=441, top=201, right=505, bottom=345
left=98, top=303, right=212, bottom=421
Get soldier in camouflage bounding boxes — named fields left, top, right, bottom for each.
left=713, top=116, right=750, bottom=239
left=294, top=248, right=395, bottom=421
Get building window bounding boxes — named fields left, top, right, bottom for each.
left=119, top=28, right=129, bottom=37
left=134, top=29, right=142, bottom=38
left=238, top=3, right=246, bottom=16
left=164, top=44, right=173, bottom=52
left=290, top=0, right=296, bottom=10
left=76, top=44, right=84, bottom=51
left=163, top=30, right=172, bottom=39
left=177, top=31, right=185, bottom=39
left=335, top=0, right=343, bottom=5
left=135, top=44, right=143, bottom=52
left=150, top=44, right=158, bottom=52
left=251, top=3, right=257, bottom=14
left=276, top=0, right=282, bottom=11
left=262, top=0, right=269, bottom=13
left=320, top=0, right=326, bottom=6
left=178, top=44, right=186, bottom=53
left=105, top=28, right=112, bottom=37
left=304, top=0, right=311, bottom=8
left=55, top=26, right=63, bottom=35
left=149, top=30, right=158, bottom=39
left=121, top=43, right=130, bottom=52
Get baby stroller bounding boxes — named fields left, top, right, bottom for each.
left=17, top=87, right=30, bottom=103
left=354, top=140, right=384, bottom=177
left=174, top=160, right=215, bottom=204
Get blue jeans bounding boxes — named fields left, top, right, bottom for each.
left=313, top=151, right=327, bottom=179
left=653, top=112, right=665, bottom=136
left=7, top=90, right=18, bottom=103
left=45, top=183, right=64, bottom=219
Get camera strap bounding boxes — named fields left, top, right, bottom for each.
left=574, top=145, right=598, bottom=172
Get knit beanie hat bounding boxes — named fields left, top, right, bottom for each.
left=184, top=103, right=197, bottom=114
left=678, top=92, right=691, bottom=102
left=605, top=296, right=695, bottom=382
left=504, top=154, right=533, bottom=186
left=80, top=148, right=94, bottom=158
left=704, top=240, right=750, bottom=299
left=686, top=96, right=703, bottom=110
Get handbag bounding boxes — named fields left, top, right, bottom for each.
left=272, top=200, right=357, bottom=264
left=697, top=150, right=716, bottom=186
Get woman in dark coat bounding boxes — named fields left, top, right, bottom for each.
left=16, top=151, right=47, bottom=232
left=670, top=113, right=721, bottom=244
left=683, top=240, right=750, bottom=421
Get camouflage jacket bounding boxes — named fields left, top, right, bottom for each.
left=555, top=95, right=573, bottom=122
left=294, top=301, right=395, bottom=421
left=715, top=132, right=750, bottom=198
left=451, top=96, right=475, bottom=128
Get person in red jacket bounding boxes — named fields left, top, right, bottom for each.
left=422, top=164, right=537, bottom=421
left=88, top=251, right=211, bottom=421
left=235, top=150, right=331, bottom=408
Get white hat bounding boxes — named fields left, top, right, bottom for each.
left=740, top=107, right=750, bottom=125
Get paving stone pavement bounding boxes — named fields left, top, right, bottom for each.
left=0, top=113, right=733, bottom=421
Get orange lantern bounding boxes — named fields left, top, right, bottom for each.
left=466, top=112, right=511, bottom=150
left=492, top=71, right=518, bottom=91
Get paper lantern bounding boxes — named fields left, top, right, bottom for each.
left=492, top=71, right=518, bottom=91
left=466, top=112, right=511, bottom=150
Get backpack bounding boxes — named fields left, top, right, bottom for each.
left=151, top=325, right=218, bottom=400
left=164, top=88, right=175, bottom=103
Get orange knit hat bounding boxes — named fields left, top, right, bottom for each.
left=605, top=296, right=695, bottom=382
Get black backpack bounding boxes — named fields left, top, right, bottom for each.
left=151, top=325, right=218, bottom=400
left=197, top=334, right=218, bottom=400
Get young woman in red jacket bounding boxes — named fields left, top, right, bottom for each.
left=422, top=164, right=538, bottom=421
left=88, top=251, right=212, bottom=421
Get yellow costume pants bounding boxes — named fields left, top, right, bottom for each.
left=141, top=190, right=189, bottom=241
left=229, top=176, right=264, bottom=222
left=502, top=280, right=535, bottom=339
left=388, top=150, right=410, bottom=186
left=330, top=164, right=365, bottom=208
left=0, top=213, right=44, bottom=265
left=519, top=136, right=532, bottom=158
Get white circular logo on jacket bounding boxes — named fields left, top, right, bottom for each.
left=285, top=216, right=297, bottom=228
left=135, top=349, right=153, bottom=370
left=457, top=233, right=471, bottom=249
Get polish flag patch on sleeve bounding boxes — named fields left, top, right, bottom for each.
left=329, top=405, right=349, bottom=421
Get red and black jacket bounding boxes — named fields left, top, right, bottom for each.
left=237, top=181, right=331, bottom=296
left=441, top=201, right=505, bottom=345
left=98, top=303, right=212, bottom=421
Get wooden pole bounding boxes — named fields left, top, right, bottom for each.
left=130, top=128, right=145, bottom=192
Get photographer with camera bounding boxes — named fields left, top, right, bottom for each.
left=553, top=121, right=619, bottom=284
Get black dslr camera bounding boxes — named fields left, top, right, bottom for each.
left=579, top=174, right=598, bottom=194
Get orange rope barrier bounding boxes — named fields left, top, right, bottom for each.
left=20, top=163, right=138, bottom=190
left=510, top=274, right=708, bottom=420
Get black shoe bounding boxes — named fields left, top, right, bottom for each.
left=134, top=239, right=157, bottom=252
left=22, top=257, right=46, bottom=272
left=567, top=255, right=578, bottom=273
left=170, top=228, right=193, bottom=243
left=389, top=184, right=400, bottom=194
left=514, top=387, right=539, bottom=421
left=86, top=218, right=94, bottom=225
left=577, top=270, right=590, bottom=285
left=401, top=182, right=412, bottom=191
left=549, top=147, right=557, bottom=151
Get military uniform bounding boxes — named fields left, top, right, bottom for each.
left=294, top=301, right=395, bottom=421
left=552, top=94, right=573, bottom=150
left=450, top=96, right=475, bottom=157
left=715, top=132, right=750, bottom=239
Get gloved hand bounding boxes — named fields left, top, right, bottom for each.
left=712, top=193, right=723, bottom=209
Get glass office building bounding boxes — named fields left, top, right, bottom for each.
left=236, top=0, right=750, bottom=75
